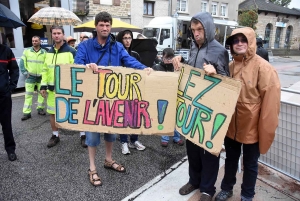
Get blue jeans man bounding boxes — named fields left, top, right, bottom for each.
left=161, top=130, right=184, bottom=147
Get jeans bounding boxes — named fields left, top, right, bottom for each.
left=120, top=134, right=138, bottom=143
left=186, top=139, right=220, bottom=197
left=85, top=132, right=116, bottom=147
left=221, top=136, right=260, bottom=199
left=161, top=130, right=181, bottom=143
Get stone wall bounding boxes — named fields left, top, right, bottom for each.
left=256, top=12, right=300, bottom=50
left=87, top=0, right=130, bottom=19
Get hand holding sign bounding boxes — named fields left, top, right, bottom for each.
left=203, top=63, right=217, bottom=76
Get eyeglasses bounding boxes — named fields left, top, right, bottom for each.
left=232, top=38, right=247, bottom=45
left=122, top=37, right=132, bottom=41
left=163, top=57, right=174, bottom=62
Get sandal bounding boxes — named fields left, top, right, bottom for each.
left=104, top=159, right=126, bottom=173
left=88, top=169, right=102, bottom=186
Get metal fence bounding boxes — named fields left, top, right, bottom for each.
left=259, top=88, right=300, bottom=182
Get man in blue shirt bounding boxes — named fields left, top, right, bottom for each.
left=75, top=11, right=152, bottom=186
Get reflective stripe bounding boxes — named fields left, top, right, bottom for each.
left=27, top=60, right=44, bottom=64
left=47, top=106, right=55, bottom=111
left=25, top=91, right=34, bottom=95
left=23, top=104, right=31, bottom=109
left=37, top=103, right=44, bottom=107
left=28, top=72, right=42, bottom=77
left=48, top=64, right=55, bottom=68
left=48, top=83, right=54, bottom=86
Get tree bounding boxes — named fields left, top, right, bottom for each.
left=269, top=0, right=291, bottom=7
left=238, top=9, right=258, bottom=30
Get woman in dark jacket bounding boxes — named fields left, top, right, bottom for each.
left=116, top=30, right=146, bottom=155
left=116, top=30, right=140, bottom=62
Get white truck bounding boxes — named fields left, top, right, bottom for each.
left=142, top=16, right=241, bottom=60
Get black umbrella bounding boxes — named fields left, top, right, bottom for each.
left=0, top=3, right=25, bottom=28
left=131, top=39, right=158, bottom=67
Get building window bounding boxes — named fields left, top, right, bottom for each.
left=211, top=2, right=218, bottom=16
left=73, top=0, right=86, bottom=16
left=220, top=3, right=227, bottom=17
left=100, top=0, right=112, bottom=5
left=177, top=0, right=187, bottom=12
left=144, top=1, right=154, bottom=16
left=201, top=1, right=208, bottom=12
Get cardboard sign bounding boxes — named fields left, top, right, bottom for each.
left=54, top=64, right=178, bottom=135
left=176, top=64, right=242, bottom=156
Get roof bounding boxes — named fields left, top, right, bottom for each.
left=239, top=0, right=300, bottom=16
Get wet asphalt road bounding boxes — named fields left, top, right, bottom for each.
left=0, top=95, right=186, bottom=201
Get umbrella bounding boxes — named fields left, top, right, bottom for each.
left=131, top=39, right=158, bottom=67
left=28, top=7, right=82, bottom=26
left=0, top=3, right=25, bottom=28
left=74, top=18, right=142, bottom=32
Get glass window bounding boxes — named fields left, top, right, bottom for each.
left=264, top=23, right=272, bottom=48
left=212, top=2, right=218, bottom=16
left=144, top=1, right=154, bottom=15
left=201, top=1, right=207, bottom=12
left=221, top=3, right=227, bottom=16
left=285, top=26, right=292, bottom=47
left=73, top=0, right=87, bottom=16
left=177, top=0, right=187, bottom=12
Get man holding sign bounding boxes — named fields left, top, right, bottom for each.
left=75, top=11, right=152, bottom=187
left=215, top=28, right=280, bottom=201
left=172, top=12, right=229, bottom=201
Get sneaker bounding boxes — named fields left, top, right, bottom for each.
left=81, top=135, right=87, bottom=148
left=215, top=190, right=233, bottom=201
left=200, top=193, right=212, bottom=201
left=161, top=141, right=168, bottom=147
left=37, top=109, right=46, bottom=115
left=21, top=113, right=31, bottom=121
left=128, top=141, right=146, bottom=151
left=47, top=135, right=60, bottom=148
left=173, top=139, right=184, bottom=146
left=7, top=153, right=17, bottom=161
left=121, top=142, right=130, bottom=155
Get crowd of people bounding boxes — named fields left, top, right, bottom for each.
left=0, top=10, right=280, bottom=201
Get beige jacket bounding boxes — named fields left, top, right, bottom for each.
left=226, top=27, right=281, bottom=154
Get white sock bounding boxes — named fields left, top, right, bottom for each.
left=80, top=131, right=85, bottom=136
left=52, top=131, right=59, bottom=137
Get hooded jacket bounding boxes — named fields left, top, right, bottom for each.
left=225, top=27, right=281, bottom=154
left=116, top=30, right=141, bottom=62
left=187, top=12, right=229, bottom=76
left=0, top=44, right=19, bottom=95
left=75, top=33, right=145, bottom=69
left=256, top=38, right=269, bottom=62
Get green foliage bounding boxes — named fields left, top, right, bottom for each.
left=238, top=9, right=258, bottom=30
left=269, top=0, right=291, bottom=7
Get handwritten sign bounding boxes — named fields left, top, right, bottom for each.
left=54, top=65, right=178, bottom=135
left=176, top=64, right=242, bottom=156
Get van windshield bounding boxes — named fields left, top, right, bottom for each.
left=142, top=28, right=160, bottom=40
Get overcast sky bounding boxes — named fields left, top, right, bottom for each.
left=288, top=0, right=300, bottom=9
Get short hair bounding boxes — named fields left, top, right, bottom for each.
left=191, top=18, right=200, bottom=25
left=50, top=26, right=64, bottom=34
left=162, top=48, right=174, bottom=58
left=83, top=36, right=89, bottom=39
left=123, top=30, right=132, bottom=37
left=32, top=36, right=40, bottom=40
left=95, top=11, right=112, bottom=26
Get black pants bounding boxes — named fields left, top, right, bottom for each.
left=186, top=139, right=220, bottom=197
left=0, top=94, right=16, bottom=154
left=221, top=136, right=260, bottom=199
